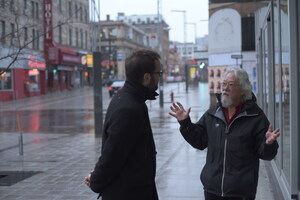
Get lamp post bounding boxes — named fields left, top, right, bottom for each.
left=91, top=0, right=103, bottom=136
left=157, top=0, right=164, bottom=107
left=171, top=9, right=188, bottom=92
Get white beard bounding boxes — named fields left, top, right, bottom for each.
left=221, top=93, right=233, bottom=108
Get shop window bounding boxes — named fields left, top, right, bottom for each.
left=0, top=70, right=12, bottom=90
left=25, top=69, right=39, bottom=91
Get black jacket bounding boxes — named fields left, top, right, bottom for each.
left=90, top=80, right=159, bottom=200
left=178, top=95, right=278, bottom=198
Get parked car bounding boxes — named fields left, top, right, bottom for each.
left=102, top=79, right=114, bottom=86
left=108, top=80, right=125, bottom=97
left=166, top=75, right=184, bottom=83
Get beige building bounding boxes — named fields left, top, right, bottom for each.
left=94, top=16, right=151, bottom=80
left=117, top=13, right=170, bottom=68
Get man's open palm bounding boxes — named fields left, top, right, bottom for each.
left=169, top=102, right=191, bottom=121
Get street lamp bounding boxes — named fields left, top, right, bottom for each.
left=91, top=0, right=103, bottom=137
left=157, top=0, right=164, bottom=107
left=171, top=10, right=188, bottom=92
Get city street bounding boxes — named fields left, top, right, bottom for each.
left=0, top=82, right=276, bottom=200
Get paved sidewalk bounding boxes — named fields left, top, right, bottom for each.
left=0, top=83, right=277, bottom=200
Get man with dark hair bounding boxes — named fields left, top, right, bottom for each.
left=169, top=68, right=279, bottom=200
left=85, top=49, right=162, bottom=200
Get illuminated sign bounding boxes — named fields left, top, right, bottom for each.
left=28, top=56, right=46, bottom=69
left=87, top=54, right=93, bottom=66
left=81, top=55, right=87, bottom=65
left=60, top=54, right=80, bottom=64
left=28, top=69, right=39, bottom=76
left=44, top=0, right=53, bottom=42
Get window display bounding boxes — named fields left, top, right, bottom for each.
left=0, top=70, right=12, bottom=90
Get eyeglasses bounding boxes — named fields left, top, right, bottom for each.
left=152, top=71, right=163, bottom=76
left=222, top=82, right=239, bottom=88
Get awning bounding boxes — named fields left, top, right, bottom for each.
left=55, top=44, right=77, bottom=55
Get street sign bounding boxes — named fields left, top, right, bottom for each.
left=231, top=54, right=243, bottom=59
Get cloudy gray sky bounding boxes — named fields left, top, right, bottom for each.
left=96, top=0, right=208, bottom=43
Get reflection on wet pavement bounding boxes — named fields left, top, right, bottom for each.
left=0, top=109, right=96, bottom=134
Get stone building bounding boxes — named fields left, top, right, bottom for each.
left=93, top=15, right=151, bottom=80
left=117, top=13, right=170, bottom=68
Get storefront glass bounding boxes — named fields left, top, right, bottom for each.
left=273, top=0, right=281, bottom=168
left=27, top=69, right=40, bottom=91
left=0, top=69, right=12, bottom=90
left=280, top=0, right=290, bottom=185
left=262, top=23, right=269, bottom=114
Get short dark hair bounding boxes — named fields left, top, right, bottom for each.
left=125, top=49, right=161, bottom=83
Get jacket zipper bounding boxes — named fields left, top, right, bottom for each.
left=221, top=126, right=229, bottom=196
left=220, top=113, right=258, bottom=196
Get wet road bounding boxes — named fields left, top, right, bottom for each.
left=0, top=82, right=209, bottom=134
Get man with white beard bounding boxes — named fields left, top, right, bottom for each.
left=169, top=67, right=280, bottom=200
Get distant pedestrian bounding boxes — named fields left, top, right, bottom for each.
left=169, top=67, right=280, bottom=200
left=84, top=49, right=162, bottom=200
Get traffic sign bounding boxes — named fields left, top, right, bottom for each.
left=231, top=54, right=243, bottom=59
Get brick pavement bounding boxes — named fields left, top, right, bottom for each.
left=0, top=83, right=277, bottom=200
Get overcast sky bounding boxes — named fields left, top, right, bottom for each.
left=94, top=0, right=208, bottom=43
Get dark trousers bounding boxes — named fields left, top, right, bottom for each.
left=204, top=191, right=255, bottom=200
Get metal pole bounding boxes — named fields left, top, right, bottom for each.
left=93, top=52, right=103, bottom=136
left=15, top=90, right=24, bottom=156
left=171, top=10, right=188, bottom=92
left=186, top=22, right=197, bottom=43
left=91, top=0, right=103, bottom=136
left=183, top=11, right=188, bottom=92
left=19, top=132, right=23, bottom=155
left=157, top=0, right=164, bottom=107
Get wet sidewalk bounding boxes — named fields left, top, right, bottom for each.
left=0, top=83, right=277, bottom=200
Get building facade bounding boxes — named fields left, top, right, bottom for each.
left=94, top=16, right=151, bottom=80
left=0, top=0, right=46, bottom=101
left=209, top=0, right=300, bottom=199
left=255, top=0, right=299, bottom=199
left=44, top=0, right=91, bottom=91
left=0, top=0, right=91, bottom=102
left=208, top=2, right=260, bottom=100
left=117, top=13, right=170, bottom=68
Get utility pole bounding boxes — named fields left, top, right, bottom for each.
left=171, top=10, right=188, bottom=92
left=157, top=0, right=164, bottom=107
left=186, top=22, right=197, bottom=43
left=91, top=0, right=103, bottom=137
